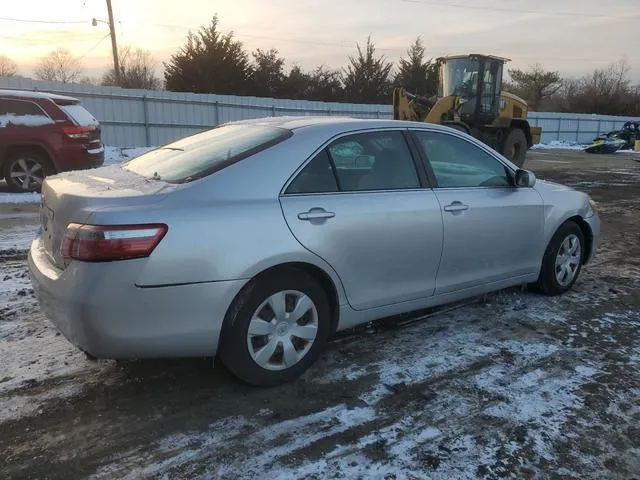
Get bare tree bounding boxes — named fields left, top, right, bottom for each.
left=102, top=46, right=160, bottom=89
left=560, top=59, right=635, bottom=115
left=0, top=55, right=18, bottom=77
left=79, top=76, right=101, bottom=86
left=35, top=48, right=83, bottom=83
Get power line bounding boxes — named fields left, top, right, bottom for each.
left=78, top=33, right=111, bottom=60
left=2, top=14, right=634, bottom=66
left=400, top=0, right=638, bottom=19
left=135, top=21, right=406, bottom=53
left=0, top=16, right=88, bottom=24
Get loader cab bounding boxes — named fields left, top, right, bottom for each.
left=439, top=54, right=506, bottom=125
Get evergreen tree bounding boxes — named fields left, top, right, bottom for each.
left=505, top=63, right=561, bottom=111
left=251, top=48, right=286, bottom=97
left=164, top=15, right=253, bottom=94
left=394, top=37, right=438, bottom=96
left=343, top=37, right=393, bottom=104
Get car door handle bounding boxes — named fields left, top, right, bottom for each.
left=298, top=209, right=335, bottom=221
left=443, top=202, right=469, bottom=212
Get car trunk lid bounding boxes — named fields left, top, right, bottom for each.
left=40, top=165, right=174, bottom=268
left=57, top=102, right=102, bottom=150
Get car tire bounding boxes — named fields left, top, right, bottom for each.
left=503, top=128, right=527, bottom=167
left=219, top=269, right=331, bottom=386
left=2, top=149, right=54, bottom=193
left=535, top=221, right=585, bottom=296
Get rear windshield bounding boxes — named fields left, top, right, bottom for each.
left=59, top=104, right=99, bottom=127
left=123, top=124, right=291, bottom=183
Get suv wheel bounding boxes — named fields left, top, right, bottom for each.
left=2, top=150, right=53, bottom=193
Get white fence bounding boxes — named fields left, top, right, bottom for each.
left=0, top=77, right=390, bottom=148
left=527, top=111, right=640, bottom=145
left=1, top=77, right=638, bottom=147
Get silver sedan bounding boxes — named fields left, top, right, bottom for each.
left=29, top=117, right=601, bottom=385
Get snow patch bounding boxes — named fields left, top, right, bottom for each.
left=0, top=260, right=100, bottom=420
left=94, top=404, right=378, bottom=479
left=475, top=361, right=599, bottom=460
left=0, top=383, right=84, bottom=423
left=104, top=146, right=155, bottom=166
left=532, top=140, right=588, bottom=151
left=0, top=223, right=39, bottom=252
left=0, top=114, right=54, bottom=127
left=0, top=192, right=41, bottom=204
left=51, top=164, right=172, bottom=196
left=96, top=417, right=249, bottom=480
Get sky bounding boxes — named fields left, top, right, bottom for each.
left=1, top=0, right=639, bottom=83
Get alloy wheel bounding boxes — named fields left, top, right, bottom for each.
left=9, top=158, right=45, bottom=191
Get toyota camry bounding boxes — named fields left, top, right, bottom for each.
left=29, top=117, right=600, bottom=385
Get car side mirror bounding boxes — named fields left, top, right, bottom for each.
left=515, top=169, right=536, bottom=188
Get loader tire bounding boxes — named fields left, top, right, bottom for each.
left=503, top=128, right=527, bottom=167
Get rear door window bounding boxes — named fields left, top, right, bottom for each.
left=285, top=150, right=339, bottom=194
left=328, top=131, right=420, bottom=191
left=124, top=124, right=292, bottom=183
left=59, top=104, right=99, bottom=127
left=0, top=99, right=53, bottom=127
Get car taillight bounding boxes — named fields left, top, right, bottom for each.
left=61, top=223, right=167, bottom=262
left=63, top=126, right=93, bottom=139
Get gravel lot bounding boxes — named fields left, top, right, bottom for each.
left=1, top=149, right=639, bottom=479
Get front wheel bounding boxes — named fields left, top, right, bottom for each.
left=502, top=128, right=527, bottom=167
left=219, top=269, right=331, bottom=386
left=535, top=221, right=585, bottom=296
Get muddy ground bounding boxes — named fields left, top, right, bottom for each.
left=0, top=150, right=639, bottom=479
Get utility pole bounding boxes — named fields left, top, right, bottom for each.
left=105, top=0, right=120, bottom=85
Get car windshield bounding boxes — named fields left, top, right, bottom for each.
left=59, top=104, right=99, bottom=127
left=123, top=124, right=291, bottom=183
left=444, top=58, right=480, bottom=97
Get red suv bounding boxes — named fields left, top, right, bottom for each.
left=0, top=90, right=104, bottom=192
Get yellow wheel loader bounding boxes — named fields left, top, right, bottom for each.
left=393, top=54, right=542, bottom=167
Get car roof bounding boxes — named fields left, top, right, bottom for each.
left=228, top=115, right=457, bottom=133
left=0, top=89, right=80, bottom=103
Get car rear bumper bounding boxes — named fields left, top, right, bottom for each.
left=55, top=144, right=104, bottom=172
left=28, top=237, right=245, bottom=359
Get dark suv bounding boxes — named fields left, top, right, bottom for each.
left=0, top=90, right=104, bottom=192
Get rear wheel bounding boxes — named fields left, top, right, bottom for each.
left=2, top=150, right=54, bottom=193
left=535, top=221, right=584, bottom=296
left=503, top=128, right=527, bottom=167
left=219, top=269, right=331, bottom=386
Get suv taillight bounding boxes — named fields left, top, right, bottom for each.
left=61, top=223, right=168, bottom=262
left=63, top=126, right=93, bottom=139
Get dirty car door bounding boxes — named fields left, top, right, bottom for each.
left=280, top=130, right=443, bottom=311
left=411, top=129, right=544, bottom=295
